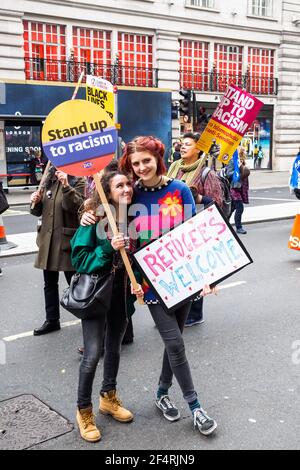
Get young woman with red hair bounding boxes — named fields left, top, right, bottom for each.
left=119, top=135, right=218, bottom=437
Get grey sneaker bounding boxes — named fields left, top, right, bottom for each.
left=155, top=395, right=180, bottom=422
left=193, top=408, right=217, bottom=436
left=185, top=318, right=205, bottom=327
left=236, top=227, right=247, bottom=235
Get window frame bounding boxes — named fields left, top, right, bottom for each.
left=23, top=20, right=66, bottom=81
left=179, top=39, right=209, bottom=90
left=251, top=0, right=273, bottom=18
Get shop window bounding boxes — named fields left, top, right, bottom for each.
left=23, top=21, right=66, bottom=81
left=248, top=47, right=275, bottom=94
left=180, top=40, right=209, bottom=90
left=241, top=117, right=272, bottom=169
left=117, top=33, right=153, bottom=86
left=5, top=122, right=43, bottom=187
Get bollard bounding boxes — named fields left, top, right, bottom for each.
left=0, top=214, right=17, bottom=251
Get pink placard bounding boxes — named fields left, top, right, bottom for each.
left=212, top=84, right=264, bottom=136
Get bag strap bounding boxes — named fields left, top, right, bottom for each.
left=201, top=167, right=211, bottom=184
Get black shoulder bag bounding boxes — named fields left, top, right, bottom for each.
left=60, top=269, right=115, bottom=320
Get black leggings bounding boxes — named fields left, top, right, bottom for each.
left=148, top=303, right=198, bottom=405
left=77, top=271, right=128, bottom=409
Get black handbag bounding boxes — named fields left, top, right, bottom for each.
left=60, top=270, right=115, bottom=320
left=0, top=182, right=9, bottom=215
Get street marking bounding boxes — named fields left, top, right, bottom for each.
left=2, top=284, right=247, bottom=343
left=2, top=319, right=81, bottom=343
left=218, top=281, right=247, bottom=290
left=296, top=268, right=300, bottom=271
left=250, top=197, right=294, bottom=202
left=3, top=209, right=30, bottom=217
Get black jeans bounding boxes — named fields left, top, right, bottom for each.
left=77, top=270, right=128, bottom=409
left=148, top=303, right=198, bottom=405
left=232, top=200, right=244, bottom=230
left=43, top=270, right=74, bottom=322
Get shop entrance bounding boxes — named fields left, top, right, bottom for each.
left=194, top=101, right=274, bottom=170
left=4, top=119, right=45, bottom=187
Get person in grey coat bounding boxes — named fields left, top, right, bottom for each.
left=30, top=165, right=85, bottom=335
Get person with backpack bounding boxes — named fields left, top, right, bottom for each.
left=227, top=147, right=250, bottom=235
left=168, top=132, right=223, bottom=327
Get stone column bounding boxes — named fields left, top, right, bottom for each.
left=0, top=10, right=25, bottom=81
left=274, top=3, right=300, bottom=170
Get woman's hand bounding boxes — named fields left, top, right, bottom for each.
left=131, top=283, right=144, bottom=298
left=80, top=210, right=97, bottom=227
left=55, top=170, right=69, bottom=188
left=111, top=233, right=126, bottom=251
left=31, top=191, right=42, bottom=204
left=200, top=284, right=218, bottom=297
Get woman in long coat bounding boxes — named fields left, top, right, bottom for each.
left=31, top=165, right=85, bottom=335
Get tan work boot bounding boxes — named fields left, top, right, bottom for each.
left=76, top=407, right=101, bottom=442
left=99, top=390, right=133, bottom=423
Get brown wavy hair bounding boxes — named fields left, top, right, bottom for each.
left=84, top=160, right=132, bottom=214
left=119, top=135, right=166, bottom=181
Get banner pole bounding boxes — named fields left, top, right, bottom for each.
left=93, top=174, right=144, bottom=305
left=31, top=72, right=85, bottom=210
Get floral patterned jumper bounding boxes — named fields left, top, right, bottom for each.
left=132, top=178, right=196, bottom=304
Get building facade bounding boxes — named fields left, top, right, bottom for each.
left=0, top=0, right=299, bottom=183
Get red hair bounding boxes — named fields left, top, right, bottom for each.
left=120, top=136, right=166, bottom=181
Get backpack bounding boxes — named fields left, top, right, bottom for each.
left=201, top=167, right=232, bottom=219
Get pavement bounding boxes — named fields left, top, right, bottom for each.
left=1, top=170, right=298, bottom=259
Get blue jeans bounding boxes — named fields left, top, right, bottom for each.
left=232, top=200, right=244, bottom=230
left=77, top=270, right=128, bottom=409
left=148, top=303, right=198, bottom=405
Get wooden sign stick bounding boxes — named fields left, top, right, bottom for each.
left=93, top=174, right=144, bottom=305
left=30, top=160, right=51, bottom=210
left=31, top=71, right=85, bottom=210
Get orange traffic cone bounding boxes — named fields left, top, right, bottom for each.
left=288, top=214, right=300, bottom=251
left=0, top=215, right=16, bottom=251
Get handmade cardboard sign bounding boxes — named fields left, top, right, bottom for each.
left=86, top=75, right=115, bottom=121
left=41, top=99, right=117, bottom=177
left=196, top=85, right=263, bottom=164
left=133, top=203, right=252, bottom=312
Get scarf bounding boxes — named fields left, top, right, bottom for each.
left=167, top=156, right=206, bottom=186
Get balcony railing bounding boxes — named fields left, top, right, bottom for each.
left=180, top=70, right=278, bottom=95
left=24, top=58, right=158, bottom=88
